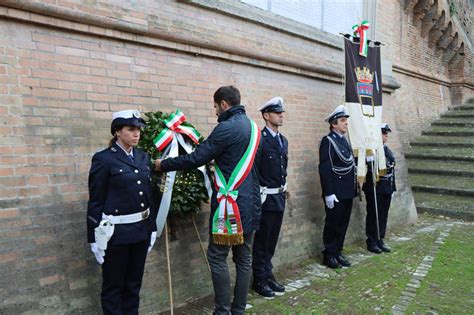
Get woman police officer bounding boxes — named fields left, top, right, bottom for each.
left=87, top=109, right=158, bottom=314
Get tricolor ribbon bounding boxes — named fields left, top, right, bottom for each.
left=352, top=20, right=370, bottom=57
left=153, top=109, right=201, bottom=151
left=211, top=119, right=260, bottom=246
left=153, top=110, right=212, bottom=237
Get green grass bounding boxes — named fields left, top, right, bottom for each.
left=247, top=225, right=440, bottom=314
left=406, top=224, right=474, bottom=314
left=410, top=174, right=474, bottom=190
left=413, top=192, right=474, bottom=213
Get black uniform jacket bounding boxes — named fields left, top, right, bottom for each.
left=87, top=143, right=157, bottom=245
left=318, top=130, right=357, bottom=200
left=256, top=127, right=288, bottom=212
left=363, top=144, right=396, bottom=195
left=161, top=105, right=261, bottom=234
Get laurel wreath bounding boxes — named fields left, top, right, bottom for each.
left=138, top=111, right=209, bottom=217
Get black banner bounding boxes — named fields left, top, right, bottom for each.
left=345, top=38, right=382, bottom=115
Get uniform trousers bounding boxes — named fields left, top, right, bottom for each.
left=101, top=240, right=149, bottom=315
left=322, top=198, right=353, bottom=257
left=207, top=233, right=253, bottom=315
left=365, top=192, right=392, bottom=246
left=252, top=211, right=284, bottom=281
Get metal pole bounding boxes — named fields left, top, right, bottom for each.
left=371, top=160, right=381, bottom=241
left=192, top=215, right=211, bottom=273
left=165, top=221, right=174, bottom=315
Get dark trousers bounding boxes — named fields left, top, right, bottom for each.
left=101, top=240, right=149, bottom=315
left=322, top=198, right=353, bottom=257
left=365, top=192, right=392, bottom=246
left=207, top=233, right=253, bottom=315
left=252, top=211, right=284, bottom=282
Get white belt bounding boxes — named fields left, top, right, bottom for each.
left=104, top=208, right=150, bottom=225
left=260, top=183, right=287, bottom=204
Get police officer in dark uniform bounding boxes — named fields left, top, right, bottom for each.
left=363, top=123, right=396, bottom=254
left=87, top=109, right=158, bottom=315
left=318, top=105, right=357, bottom=269
left=252, top=97, right=288, bottom=298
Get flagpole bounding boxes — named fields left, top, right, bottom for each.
left=371, top=159, right=381, bottom=241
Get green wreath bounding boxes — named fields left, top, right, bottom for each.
left=138, top=111, right=209, bottom=217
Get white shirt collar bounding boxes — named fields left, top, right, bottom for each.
left=333, top=130, right=345, bottom=138
left=265, top=126, right=279, bottom=138
left=116, top=141, right=134, bottom=157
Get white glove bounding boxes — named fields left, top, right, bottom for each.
left=148, top=231, right=157, bottom=252
left=325, top=194, right=339, bottom=209
left=90, top=243, right=105, bottom=264
left=366, top=155, right=375, bottom=162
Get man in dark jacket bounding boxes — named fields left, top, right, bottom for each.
left=318, top=105, right=357, bottom=269
left=363, top=123, right=396, bottom=254
left=252, top=97, right=288, bottom=299
left=156, top=86, right=261, bottom=315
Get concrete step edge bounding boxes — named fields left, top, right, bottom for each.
left=422, top=131, right=474, bottom=136
left=410, top=142, right=474, bottom=148
left=411, top=185, right=474, bottom=197
left=405, top=154, right=474, bottom=162
left=408, top=168, right=474, bottom=178
left=416, top=206, right=474, bottom=221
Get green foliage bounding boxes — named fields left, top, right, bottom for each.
left=138, top=111, right=209, bottom=217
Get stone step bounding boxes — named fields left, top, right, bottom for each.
left=409, top=168, right=474, bottom=178
left=410, top=174, right=474, bottom=197
left=432, top=121, right=474, bottom=127
left=405, top=147, right=474, bottom=162
left=412, top=185, right=474, bottom=197
left=410, top=135, right=474, bottom=147
left=422, top=131, right=474, bottom=136
left=413, top=192, right=474, bottom=221
left=407, top=159, right=474, bottom=176
left=441, top=112, right=474, bottom=118
left=449, top=105, right=474, bottom=111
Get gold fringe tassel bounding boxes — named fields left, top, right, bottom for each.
left=213, top=233, right=244, bottom=246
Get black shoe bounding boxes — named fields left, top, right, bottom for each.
left=367, top=245, right=382, bottom=254
left=267, top=275, right=285, bottom=294
left=336, top=255, right=351, bottom=267
left=252, top=281, right=275, bottom=299
left=323, top=256, right=341, bottom=269
left=378, top=243, right=391, bottom=253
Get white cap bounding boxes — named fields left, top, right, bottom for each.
left=112, top=109, right=142, bottom=120
left=325, top=104, right=349, bottom=123
left=258, top=96, right=285, bottom=113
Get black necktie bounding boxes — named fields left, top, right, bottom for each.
left=128, top=154, right=134, bottom=163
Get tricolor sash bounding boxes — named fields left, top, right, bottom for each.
left=211, top=119, right=260, bottom=246
left=153, top=109, right=212, bottom=237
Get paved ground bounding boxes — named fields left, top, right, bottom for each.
left=164, top=213, right=473, bottom=314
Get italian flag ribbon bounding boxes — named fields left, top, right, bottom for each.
left=153, top=109, right=200, bottom=151
left=211, top=119, right=260, bottom=246
left=352, top=20, right=370, bottom=57
left=152, top=109, right=212, bottom=238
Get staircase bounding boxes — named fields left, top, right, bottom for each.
left=406, top=99, right=474, bottom=221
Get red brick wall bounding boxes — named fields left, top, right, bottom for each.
left=0, top=0, right=471, bottom=313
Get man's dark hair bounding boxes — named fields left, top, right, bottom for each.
left=213, top=85, right=241, bottom=106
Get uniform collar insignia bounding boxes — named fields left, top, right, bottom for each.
left=110, top=147, right=117, bottom=152
left=263, top=131, right=267, bottom=137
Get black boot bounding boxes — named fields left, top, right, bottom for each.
left=267, top=275, right=285, bottom=295
left=336, top=255, right=351, bottom=267
left=323, top=256, right=341, bottom=269
left=377, top=240, right=391, bottom=253
left=252, top=280, right=275, bottom=299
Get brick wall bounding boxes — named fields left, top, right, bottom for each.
left=0, top=0, right=471, bottom=313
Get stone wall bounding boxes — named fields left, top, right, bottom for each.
left=0, top=0, right=471, bottom=313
